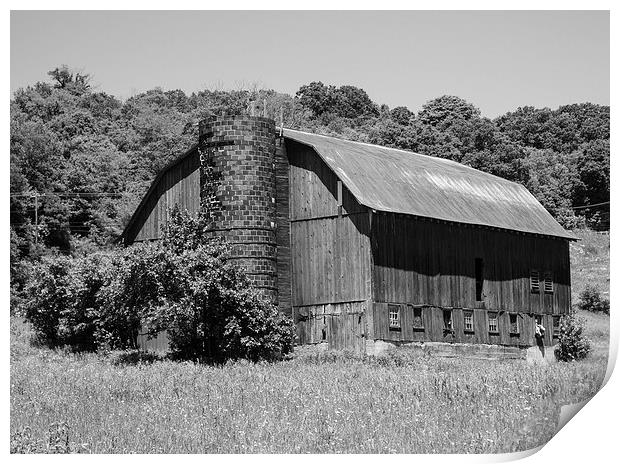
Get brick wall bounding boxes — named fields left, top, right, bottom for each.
left=198, top=115, right=278, bottom=303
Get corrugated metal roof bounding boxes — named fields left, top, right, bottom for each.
left=283, top=129, right=576, bottom=240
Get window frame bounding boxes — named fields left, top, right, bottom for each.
left=530, top=269, right=540, bottom=293
left=411, top=305, right=425, bottom=331
left=463, top=310, right=474, bottom=333
left=488, top=311, right=499, bottom=334
left=509, top=313, right=520, bottom=336
left=443, top=309, right=453, bottom=333
left=388, top=304, right=401, bottom=331
left=552, top=315, right=561, bottom=338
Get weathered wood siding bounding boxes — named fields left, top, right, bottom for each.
left=287, top=140, right=366, bottom=221
left=370, top=213, right=571, bottom=346
left=371, top=305, right=559, bottom=346
left=275, top=137, right=292, bottom=314
left=124, top=149, right=201, bottom=244
left=291, top=214, right=371, bottom=306
left=287, top=140, right=372, bottom=352
left=294, top=302, right=367, bottom=352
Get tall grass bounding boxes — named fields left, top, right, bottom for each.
left=570, top=229, right=610, bottom=303
left=10, top=311, right=608, bottom=454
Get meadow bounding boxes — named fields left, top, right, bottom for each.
left=10, top=230, right=610, bottom=454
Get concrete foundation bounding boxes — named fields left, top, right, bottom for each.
left=294, top=339, right=555, bottom=362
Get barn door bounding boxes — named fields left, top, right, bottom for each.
left=327, top=311, right=366, bottom=354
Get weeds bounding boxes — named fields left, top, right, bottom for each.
left=10, top=311, right=608, bottom=454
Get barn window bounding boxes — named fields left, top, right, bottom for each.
left=488, top=312, right=499, bottom=334
left=475, top=258, right=484, bottom=301
left=509, top=313, right=519, bottom=335
left=463, top=310, right=474, bottom=333
left=544, top=272, right=554, bottom=294
left=412, top=306, right=424, bottom=330
left=530, top=270, right=540, bottom=293
left=443, top=309, right=453, bottom=331
left=388, top=304, right=401, bottom=331
left=553, top=315, right=561, bottom=338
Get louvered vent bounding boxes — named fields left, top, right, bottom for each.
left=544, top=272, right=553, bottom=293
left=530, top=270, right=540, bottom=293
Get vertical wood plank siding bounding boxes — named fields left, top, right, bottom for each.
left=288, top=140, right=371, bottom=352
left=275, top=137, right=292, bottom=314
left=370, top=213, right=571, bottom=346
left=124, top=149, right=201, bottom=244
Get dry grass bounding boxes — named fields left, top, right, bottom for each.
left=11, top=230, right=610, bottom=453
left=10, top=311, right=608, bottom=454
left=570, top=230, right=610, bottom=303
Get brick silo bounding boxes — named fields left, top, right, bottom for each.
left=198, top=115, right=278, bottom=303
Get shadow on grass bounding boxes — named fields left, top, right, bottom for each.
left=108, top=349, right=165, bottom=366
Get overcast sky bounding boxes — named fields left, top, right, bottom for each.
left=10, top=10, right=609, bottom=118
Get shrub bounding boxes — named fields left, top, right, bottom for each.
left=22, top=252, right=113, bottom=350
left=58, top=253, right=112, bottom=350
left=22, top=254, right=73, bottom=347
left=555, top=315, right=592, bottom=362
left=22, top=206, right=295, bottom=363
left=577, top=284, right=610, bottom=314
left=143, top=207, right=295, bottom=363
left=95, top=243, right=165, bottom=350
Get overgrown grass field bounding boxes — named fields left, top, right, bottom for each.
left=570, top=229, right=610, bottom=301
left=10, top=231, right=610, bottom=454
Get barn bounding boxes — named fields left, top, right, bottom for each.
left=121, top=115, right=576, bottom=355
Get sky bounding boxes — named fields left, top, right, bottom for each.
left=10, top=10, right=610, bottom=118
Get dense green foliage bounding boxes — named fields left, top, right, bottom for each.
left=555, top=315, right=592, bottom=362
left=10, top=67, right=609, bottom=266
left=577, top=284, right=610, bottom=315
left=18, top=206, right=294, bottom=362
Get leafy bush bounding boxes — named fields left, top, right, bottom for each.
left=22, top=252, right=111, bottom=350
left=22, top=254, right=73, bottom=347
left=555, top=315, right=592, bottom=362
left=577, top=284, right=610, bottom=314
left=21, top=206, right=295, bottom=363
left=59, top=253, right=112, bottom=350
left=95, top=243, right=165, bottom=350
left=143, top=207, right=295, bottom=362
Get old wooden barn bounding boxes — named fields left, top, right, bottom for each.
left=121, top=115, right=576, bottom=354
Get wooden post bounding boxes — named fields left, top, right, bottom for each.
left=337, top=180, right=343, bottom=217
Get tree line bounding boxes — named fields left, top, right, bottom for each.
left=11, top=65, right=609, bottom=266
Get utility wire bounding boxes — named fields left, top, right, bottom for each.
left=10, top=192, right=133, bottom=198
left=571, top=201, right=610, bottom=210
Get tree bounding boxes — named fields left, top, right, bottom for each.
left=48, top=65, right=91, bottom=94
left=295, top=81, right=335, bottom=117
left=332, top=85, right=379, bottom=118
left=390, top=106, right=413, bottom=125
left=418, top=95, right=480, bottom=129
left=572, top=139, right=610, bottom=207
left=521, top=148, right=580, bottom=225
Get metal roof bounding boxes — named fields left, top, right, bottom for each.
left=283, top=129, right=576, bottom=240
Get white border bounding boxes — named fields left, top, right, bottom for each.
left=3, top=3, right=616, bottom=463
